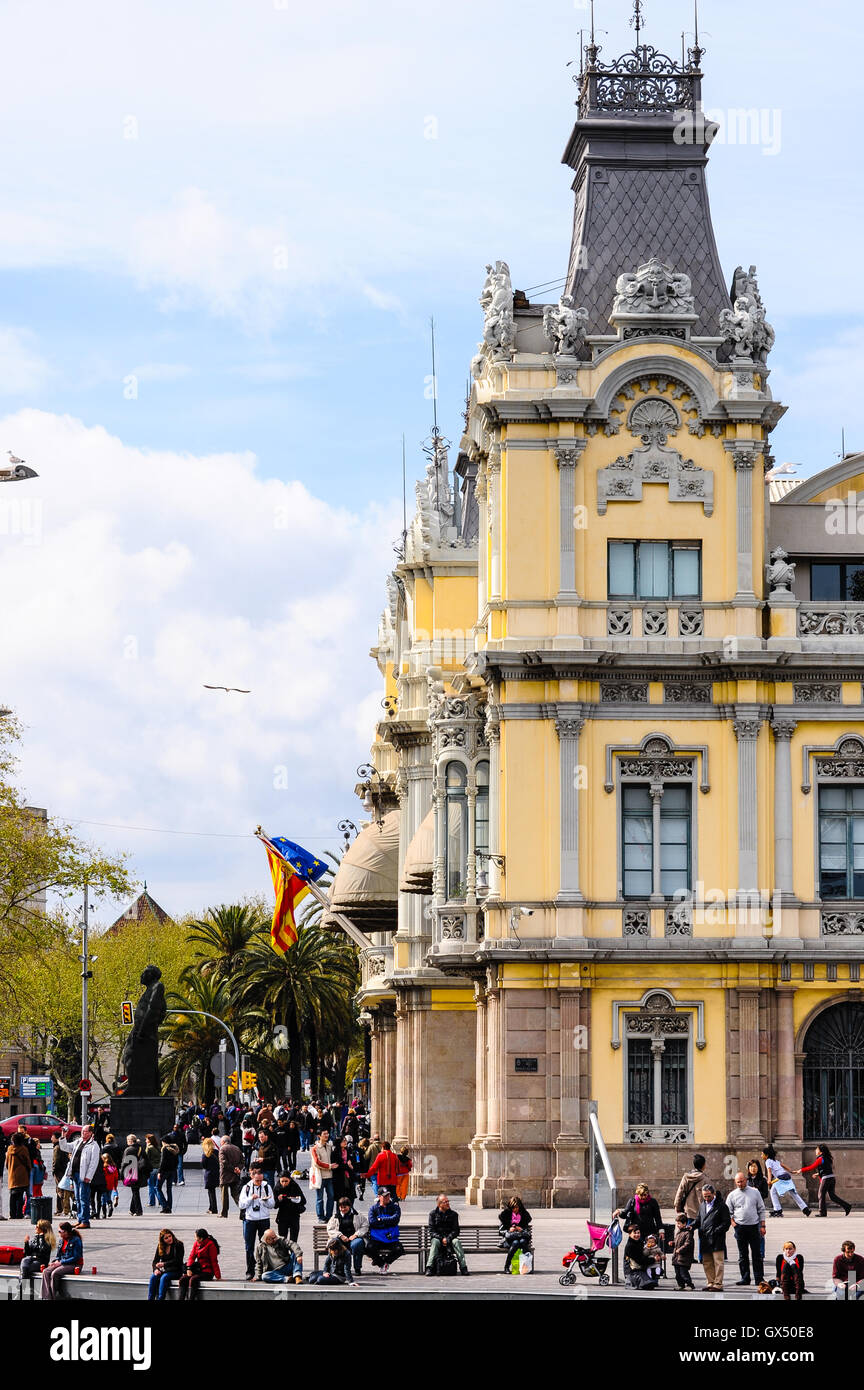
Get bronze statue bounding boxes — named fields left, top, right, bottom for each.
left=121, top=965, right=167, bottom=1095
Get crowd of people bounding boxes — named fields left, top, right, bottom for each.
left=614, top=1146, right=860, bottom=1300
left=3, top=1102, right=861, bottom=1299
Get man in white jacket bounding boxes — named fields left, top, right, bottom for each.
left=238, top=1163, right=275, bottom=1280
left=60, top=1125, right=101, bottom=1229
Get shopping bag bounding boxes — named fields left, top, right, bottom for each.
left=519, top=1250, right=533, bottom=1274
left=309, top=1164, right=321, bottom=1190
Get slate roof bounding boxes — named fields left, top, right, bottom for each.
left=109, top=884, right=173, bottom=931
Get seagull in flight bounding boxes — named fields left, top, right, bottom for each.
left=765, top=462, right=798, bottom=479
left=204, top=685, right=251, bottom=693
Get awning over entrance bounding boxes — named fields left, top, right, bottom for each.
left=399, top=807, right=434, bottom=895
left=324, top=809, right=399, bottom=933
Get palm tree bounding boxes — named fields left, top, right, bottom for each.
left=237, top=923, right=358, bottom=1101
left=184, top=903, right=265, bottom=984
left=160, top=973, right=240, bottom=1105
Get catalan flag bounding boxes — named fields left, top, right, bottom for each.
left=258, top=833, right=327, bottom=954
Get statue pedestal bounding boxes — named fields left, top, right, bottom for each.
left=110, top=1096, right=175, bottom=1139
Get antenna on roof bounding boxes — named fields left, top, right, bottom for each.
left=590, top=0, right=596, bottom=44
left=842, top=427, right=847, bottom=459
left=430, top=316, right=440, bottom=511
left=694, top=0, right=700, bottom=47
left=401, top=433, right=407, bottom=540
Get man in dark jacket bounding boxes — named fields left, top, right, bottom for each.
left=218, top=1137, right=245, bottom=1217
left=426, top=1193, right=468, bottom=1275
left=694, top=1183, right=731, bottom=1291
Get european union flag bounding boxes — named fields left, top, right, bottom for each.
left=269, top=837, right=328, bottom=883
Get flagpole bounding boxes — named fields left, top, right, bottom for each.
left=255, top=829, right=371, bottom=952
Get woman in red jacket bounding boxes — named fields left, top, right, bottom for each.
left=796, top=1145, right=852, bottom=1218
left=177, top=1228, right=222, bottom=1301
left=367, top=1141, right=400, bottom=1197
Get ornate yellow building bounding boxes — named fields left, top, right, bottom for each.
left=326, top=35, right=864, bottom=1204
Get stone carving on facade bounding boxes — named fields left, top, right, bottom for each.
left=627, top=397, right=680, bottom=444
left=678, top=609, right=704, bottom=636
left=427, top=686, right=487, bottom=761
left=770, top=718, right=797, bottom=741
left=665, top=903, right=693, bottom=937
left=732, top=717, right=762, bottom=741
left=822, top=909, right=864, bottom=936
left=643, top=608, right=669, bottom=636
left=607, top=608, right=633, bottom=635
left=597, top=439, right=713, bottom=515
left=600, top=682, right=649, bottom=703
left=479, top=260, right=515, bottom=357
left=793, top=683, right=840, bottom=704
left=626, top=992, right=690, bottom=1035
left=610, top=257, right=695, bottom=320
left=623, top=909, right=650, bottom=936
left=664, top=682, right=711, bottom=704
left=815, top=737, right=864, bottom=781
left=367, top=955, right=387, bottom=976
left=542, top=295, right=589, bottom=356
left=619, top=755, right=694, bottom=780
left=799, top=608, right=864, bottom=636
left=719, top=265, right=775, bottom=362
left=441, top=915, right=465, bottom=940
left=766, top=546, right=795, bottom=594
left=555, top=717, right=585, bottom=738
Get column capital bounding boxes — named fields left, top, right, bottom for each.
left=553, top=440, right=587, bottom=469
left=770, top=717, right=797, bottom=741
left=733, top=715, right=763, bottom=741
left=555, top=717, right=585, bottom=739
left=724, top=440, right=760, bottom=470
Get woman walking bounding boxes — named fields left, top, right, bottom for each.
left=123, top=1134, right=147, bottom=1216
left=5, top=1131, right=32, bottom=1220
left=144, top=1134, right=161, bottom=1209
left=157, top=1136, right=180, bottom=1215
left=201, top=1137, right=220, bottom=1216
left=761, top=1145, right=811, bottom=1217
left=148, top=1228, right=185, bottom=1300
left=796, top=1144, right=852, bottom=1217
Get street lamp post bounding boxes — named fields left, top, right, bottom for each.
left=165, top=1010, right=241, bottom=1109
left=78, top=884, right=95, bottom=1115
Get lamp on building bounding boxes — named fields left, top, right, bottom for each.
left=357, top=764, right=385, bottom=829
left=338, top=819, right=358, bottom=851
left=474, top=851, right=505, bottom=897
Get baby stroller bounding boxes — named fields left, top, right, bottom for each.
left=559, top=1221, right=616, bottom=1286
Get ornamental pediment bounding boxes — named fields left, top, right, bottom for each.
left=597, top=439, right=713, bottom=515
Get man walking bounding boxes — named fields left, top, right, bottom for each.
left=218, top=1133, right=245, bottom=1218
left=726, top=1170, right=766, bottom=1286
left=694, top=1183, right=731, bottom=1291
left=238, top=1163, right=275, bottom=1280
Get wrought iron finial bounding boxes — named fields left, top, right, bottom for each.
left=337, top=819, right=358, bottom=850
left=630, top=0, right=645, bottom=44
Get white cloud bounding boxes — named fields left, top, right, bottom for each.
left=0, top=327, right=52, bottom=395
left=0, top=408, right=401, bottom=916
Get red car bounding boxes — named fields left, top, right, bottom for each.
left=0, top=1114, right=82, bottom=1142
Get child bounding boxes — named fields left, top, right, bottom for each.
left=101, top=1153, right=119, bottom=1218
left=776, top=1241, right=805, bottom=1301
left=307, top=1238, right=356, bottom=1285
left=643, top=1234, right=663, bottom=1283
left=672, top=1212, right=695, bottom=1289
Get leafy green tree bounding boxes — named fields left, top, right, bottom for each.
left=185, top=902, right=266, bottom=982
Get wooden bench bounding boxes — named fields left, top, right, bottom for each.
left=312, top=1224, right=532, bottom=1274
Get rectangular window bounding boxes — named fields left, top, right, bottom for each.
left=622, top=783, right=692, bottom=898
left=819, top=785, right=864, bottom=899
left=627, top=1038, right=653, bottom=1125
left=608, top=541, right=701, bottom=599
left=661, top=1038, right=688, bottom=1125
left=811, top=562, right=864, bottom=602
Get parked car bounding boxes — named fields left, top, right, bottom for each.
left=0, top=1114, right=82, bottom=1142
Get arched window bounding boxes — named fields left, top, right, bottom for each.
left=475, top=760, right=490, bottom=859
left=803, top=1003, right=864, bottom=1140
left=444, top=762, right=468, bottom=900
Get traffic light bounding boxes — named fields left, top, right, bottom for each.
left=121, top=1000, right=134, bottom=1026
left=227, top=1071, right=238, bottom=1091
left=241, top=1071, right=257, bottom=1090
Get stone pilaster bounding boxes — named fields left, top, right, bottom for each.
left=554, top=441, right=586, bottom=601
left=728, top=443, right=758, bottom=600
left=771, top=717, right=797, bottom=903
left=552, top=988, right=590, bottom=1205
left=775, top=988, right=799, bottom=1144
left=555, top=715, right=584, bottom=904
left=736, top=988, right=765, bottom=1146
left=733, top=712, right=762, bottom=905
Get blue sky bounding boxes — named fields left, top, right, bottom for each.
left=1, top=0, right=862, bottom=920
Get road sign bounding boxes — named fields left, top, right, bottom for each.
left=121, top=1000, right=134, bottom=1026
left=0, top=1077, right=10, bottom=1100
left=20, top=1075, right=53, bottom=1100
left=79, top=1079, right=92, bottom=1092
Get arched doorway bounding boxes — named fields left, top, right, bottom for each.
left=802, top=1002, right=864, bottom=1140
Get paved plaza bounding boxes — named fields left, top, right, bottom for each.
left=5, top=1145, right=860, bottom=1300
